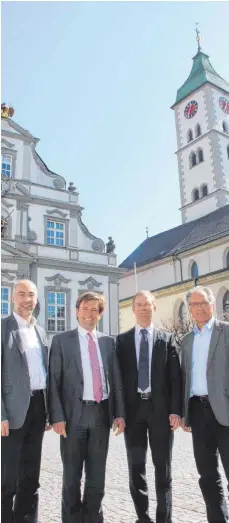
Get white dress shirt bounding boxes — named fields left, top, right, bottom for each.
left=135, top=323, right=154, bottom=393
left=13, top=312, right=47, bottom=391
left=190, top=317, right=215, bottom=397
left=78, top=325, right=108, bottom=401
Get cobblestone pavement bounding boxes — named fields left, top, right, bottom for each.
left=39, top=429, right=227, bottom=523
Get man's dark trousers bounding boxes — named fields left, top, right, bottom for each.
left=189, top=397, right=229, bottom=523
left=1, top=391, right=46, bottom=523
left=61, top=400, right=110, bottom=523
left=125, top=397, right=173, bottom=523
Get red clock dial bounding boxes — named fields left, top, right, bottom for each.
left=184, top=100, right=198, bottom=119
left=219, top=96, right=229, bottom=114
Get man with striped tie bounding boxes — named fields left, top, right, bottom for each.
left=48, top=291, right=125, bottom=523
left=116, top=291, right=182, bottom=523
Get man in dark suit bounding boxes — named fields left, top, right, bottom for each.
left=1, top=279, right=49, bottom=523
left=48, top=291, right=125, bottom=523
left=181, top=285, right=229, bottom=523
left=116, top=290, right=182, bottom=523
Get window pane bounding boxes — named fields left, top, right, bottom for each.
left=48, top=292, right=55, bottom=304
left=1, top=303, right=8, bottom=315
left=1, top=154, right=11, bottom=179
left=48, top=305, right=56, bottom=316
left=1, top=287, right=9, bottom=316
left=1, top=288, right=9, bottom=300
left=57, top=319, right=65, bottom=331
left=48, top=319, right=56, bottom=331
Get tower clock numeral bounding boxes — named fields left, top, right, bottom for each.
left=184, top=100, right=198, bottom=119
left=219, top=96, right=229, bottom=115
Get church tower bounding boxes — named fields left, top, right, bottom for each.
left=172, top=29, right=229, bottom=224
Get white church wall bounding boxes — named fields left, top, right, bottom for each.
left=119, top=240, right=229, bottom=303
left=120, top=276, right=229, bottom=333
left=185, top=194, right=218, bottom=222
left=219, top=134, right=229, bottom=191
left=175, top=89, right=207, bottom=147
left=211, top=86, right=229, bottom=129
left=181, top=134, right=215, bottom=200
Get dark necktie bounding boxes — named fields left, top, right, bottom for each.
left=138, top=328, right=149, bottom=391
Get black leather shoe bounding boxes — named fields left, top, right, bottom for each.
left=135, top=520, right=154, bottom=523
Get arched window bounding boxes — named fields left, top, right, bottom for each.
left=222, top=121, right=229, bottom=134
left=192, top=188, right=200, bottom=201
left=223, top=291, right=229, bottom=317
left=227, top=144, right=229, bottom=159
left=187, top=129, right=194, bottom=143
left=195, top=124, right=202, bottom=138
left=226, top=251, right=229, bottom=268
left=197, top=148, right=204, bottom=163
left=190, top=151, right=197, bottom=168
left=201, top=184, right=208, bottom=197
left=191, top=261, right=199, bottom=280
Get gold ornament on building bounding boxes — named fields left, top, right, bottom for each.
left=1, top=103, right=14, bottom=119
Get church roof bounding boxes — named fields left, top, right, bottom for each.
left=173, top=50, right=229, bottom=107
left=119, top=205, right=229, bottom=270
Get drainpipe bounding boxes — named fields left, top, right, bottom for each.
left=174, top=253, right=183, bottom=282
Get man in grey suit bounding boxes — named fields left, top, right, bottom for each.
left=48, top=291, right=125, bottom=523
left=181, top=285, right=229, bottom=523
left=1, top=280, right=49, bottom=523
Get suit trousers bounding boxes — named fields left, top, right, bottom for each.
left=189, top=397, right=229, bottom=523
left=124, top=397, right=173, bottom=523
left=1, top=391, right=46, bottom=523
left=61, top=399, right=110, bottom=523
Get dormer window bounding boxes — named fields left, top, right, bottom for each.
left=1, top=154, right=12, bottom=178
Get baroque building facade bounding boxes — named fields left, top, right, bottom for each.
left=1, top=110, right=123, bottom=340
left=119, top=39, right=229, bottom=331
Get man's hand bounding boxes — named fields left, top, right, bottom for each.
left=45, top=423, right=52, bottom=432
left=169, top=414, right=180, bottom=431
left=53, top=421, right=67, bottom=438
left=113, top=417, right=125, bottom=436
left=180, top=417, right=191, bottom=432
left=1, top=420, right=9, bottom=437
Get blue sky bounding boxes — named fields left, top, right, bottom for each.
left=2, top=1, right=229, bottom=263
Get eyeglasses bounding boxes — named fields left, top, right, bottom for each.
left=189, top=301, right=210, bottom=309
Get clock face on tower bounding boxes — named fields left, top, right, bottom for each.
left=184, top=100, right=198, bottom=119
left=219, top=96, right=229, bottom=114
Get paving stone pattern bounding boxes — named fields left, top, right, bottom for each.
left=39, top=429, right=227, bottom=523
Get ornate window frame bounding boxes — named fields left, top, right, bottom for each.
left=44, top=273, right=71, bottom=332
left=44, top=213, right=69, bottom=248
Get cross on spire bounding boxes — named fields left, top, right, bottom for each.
left=195, top=22, right=201, bottom=52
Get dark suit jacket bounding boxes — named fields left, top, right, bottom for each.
left=48, top=328, right=125, bottom=428
left=116, top=327, right=182, bottom=426
left=1, top=314, right=49, bottom=429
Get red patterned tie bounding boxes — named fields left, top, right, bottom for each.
left=87, top=332, right=103, bottom=403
